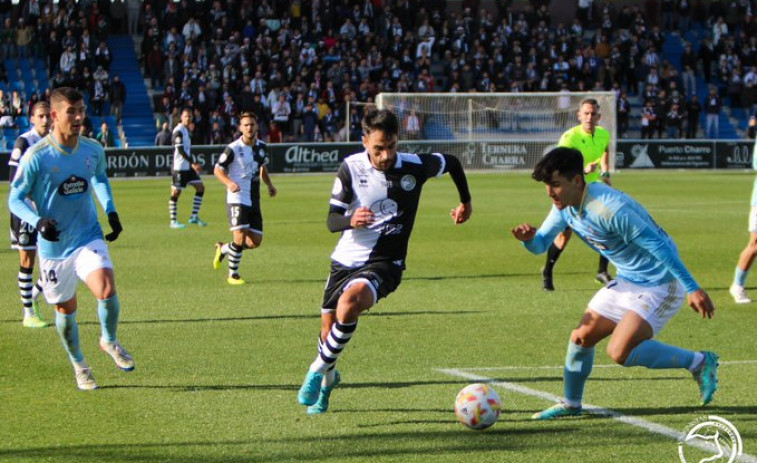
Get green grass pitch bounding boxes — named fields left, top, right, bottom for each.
left=1, top=170, right=755, bottom=462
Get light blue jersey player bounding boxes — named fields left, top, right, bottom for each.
left=729, top=138, right=757, bottom=303
left=511, top=147, right=719, bottom=420
left=7, top=87, right=134, bottom=391
left=11, top=135, right=115, bottom=259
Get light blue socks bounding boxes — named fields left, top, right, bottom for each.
left=735, top=267, right=748, bottom=287
left=624, top=339, right=695, bottom=369
left=564, top=341, right=594, bottom=408
left=55, top=311, right=84, bottom=364
left=97, top=294, right=120, bottom=343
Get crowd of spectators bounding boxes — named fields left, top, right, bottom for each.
left=1, top=0, right=757, bottom=145
left=0, top=0, right=130, bottom=145
left=139, top=0, right=757, bottom=144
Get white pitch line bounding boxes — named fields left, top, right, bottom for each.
left=439, top=368, right=757, bottom=463
left=456, top=359, right=757, bottom=371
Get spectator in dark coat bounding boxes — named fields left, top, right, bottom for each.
left=155, top=122, right=172, bottom=145
left=302, top=102, right=319, bottom=141
left=146, top=43, right=164, bottom=88
left=110, top=74, right=126, bottom=123
left=686, top=94, right=702, bottom=138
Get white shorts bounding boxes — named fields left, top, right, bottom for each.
left=38, top=239, right=114, bottom=304
left=587, top=278, right=685, bottom=336
left=748, top=206, right=757, bottom=233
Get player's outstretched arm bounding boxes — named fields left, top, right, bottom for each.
left=614, top=208, right=700, bottom=294
left=261, top=165, right=277, bottom=197
left=9, top=186, right=39, bottom=227
left=688, top=289, right=715, bottom=319
left=511, top=223, right=537, bottom=242
left=442, top=154, right=472, bottom=224
left=214, top=165, right=240, bottom=192
left=599, top=150, right=612, bottom=185
left=9, top=157, right=41, bottom=226
left=92, top=171, right=117, bottom=216
left=450, top=202, right=472, bottom=224
left=326, top=206, right=373, bottom=232
left=514, top=208, right=567, bottom=255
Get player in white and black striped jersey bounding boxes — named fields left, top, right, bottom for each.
left=297, top=108, right=473, bottom=414
left=212, top=112, right=277, bottom=285
left=168, top=108, right=207, bottom=229
left=8, top=102, right=51, bottom=328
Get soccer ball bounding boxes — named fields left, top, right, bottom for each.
left=454, top=383, right=502, bottom=430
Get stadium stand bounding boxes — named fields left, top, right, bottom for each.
left=108, top=35, right=154, bottom=147
left=1, top=0, right=756, bottom=149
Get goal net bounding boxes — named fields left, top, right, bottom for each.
left=367, top=92, right=617, bottom=172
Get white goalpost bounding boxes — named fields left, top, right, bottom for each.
left=367, top=92, right=617, bottom=172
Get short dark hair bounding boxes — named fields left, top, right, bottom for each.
left=532, top=147, right=584, bottom=183
left=361, top=108, right=399, bottom=137
left=579, top=98, right=600, bottom=109
left=50, top=87, right=83, bottom=106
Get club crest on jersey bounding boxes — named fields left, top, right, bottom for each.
left=58, top=175, right=88, bottom=196
left=370, top=198, right=398, bottom=217
left=400, top=175, right=416, bottom=191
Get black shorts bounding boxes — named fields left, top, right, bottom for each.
left=172, top=169, right=201, bottom=189
left=226, top=203, right=263, bottom=233
left=321, top=260, right=403, bottom=311
left=10, top=213, right=37, bottom=250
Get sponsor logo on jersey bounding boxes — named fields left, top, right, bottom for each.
left=400, top=174, right=416, bottom=191
left=58, top=175, right=89, bottom=196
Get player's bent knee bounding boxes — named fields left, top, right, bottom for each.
left=337, top=283, right=374, bottom=319
left=245, top=233, right=262, bottom=248
left=56, top=298, right=78, bottom=314
left=85, top=270, right=117, bottom=300
left=570, top=328, right=594, bottom=347
left=605, top=343, right=630, bottom=365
